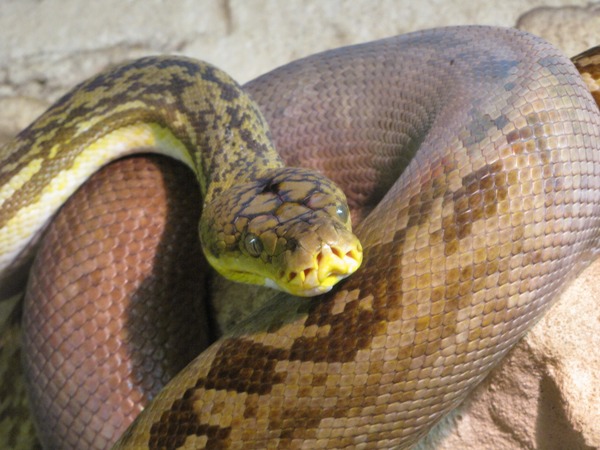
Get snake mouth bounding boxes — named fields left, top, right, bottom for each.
left=276, top=241, right=363, bottom=297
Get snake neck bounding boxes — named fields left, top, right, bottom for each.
left=0, top=56, right=283, bottom=279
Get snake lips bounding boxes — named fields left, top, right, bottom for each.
left=272, top=240, right=364, bottom=296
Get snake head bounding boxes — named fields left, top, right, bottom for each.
left=200, top=167, right=363, bottom=297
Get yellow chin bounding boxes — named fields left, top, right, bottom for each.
left=204, top=240, right=363, bottom=298
left=265, top=276, right=342, bottom=297
left=208, top=264, right=338, bottom=297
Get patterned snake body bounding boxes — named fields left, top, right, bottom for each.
left=0, top=56, right=361, bottom=301
left=4, top=26, right=600, bottom=448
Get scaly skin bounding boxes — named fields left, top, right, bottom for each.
left=114, top=27, right=600, bottom=449
left=5, top=26, right=600, bottom=449
left=0, top=56, right=361, bottom=300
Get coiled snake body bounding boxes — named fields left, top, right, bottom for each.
left=2, top=26, right=600, bottom=448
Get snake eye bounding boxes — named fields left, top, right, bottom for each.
left=244, top=233, right=263, bottom=257
left=335, top=203, right=349, bottom=223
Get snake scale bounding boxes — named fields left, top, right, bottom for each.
left=2, top=26, right=600, bottom=448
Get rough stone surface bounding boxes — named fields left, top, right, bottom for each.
left=1, top=1, right=599, bottom=449
left=517, top=3, right=600, bottom=57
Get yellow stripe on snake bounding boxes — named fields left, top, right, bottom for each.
left=1, top=26, right=600, bottom=449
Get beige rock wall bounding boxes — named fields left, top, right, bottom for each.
left=0, top=1, right=591, bottom=101
left=2, top=1, right=599, bottom=449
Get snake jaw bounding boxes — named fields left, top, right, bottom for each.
left=276, top=239, right=363, bottom=297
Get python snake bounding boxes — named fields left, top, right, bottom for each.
left=2, top=26, right=600, bottom=449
